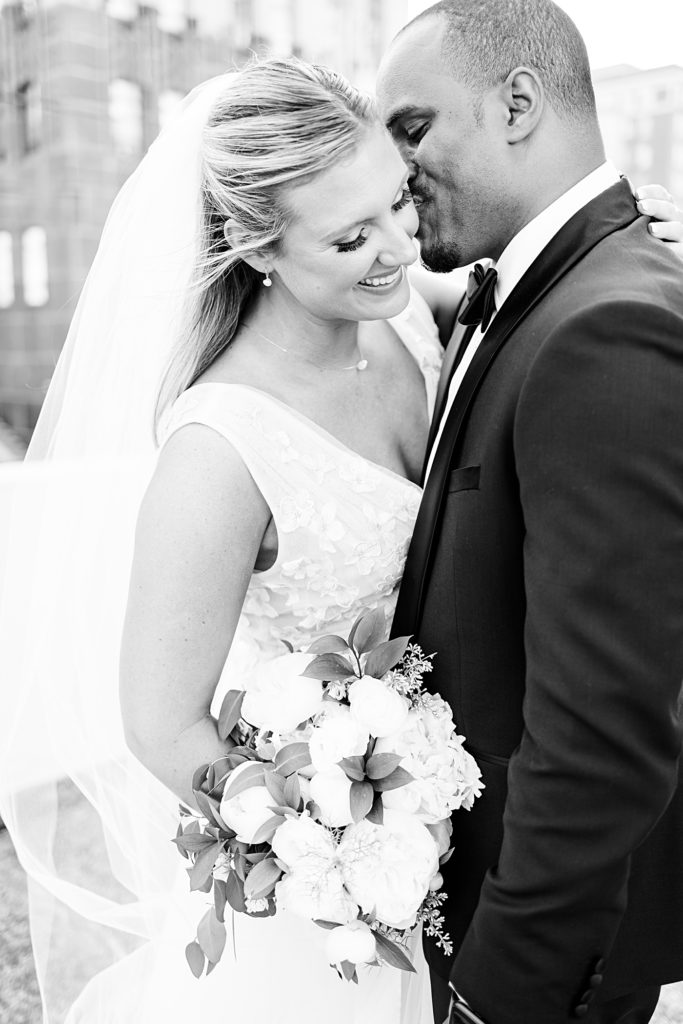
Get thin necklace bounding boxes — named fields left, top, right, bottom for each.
left=239, top=323, right=369, bottom=372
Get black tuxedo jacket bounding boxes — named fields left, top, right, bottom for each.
left=392, top=180, right=683, bottom=1023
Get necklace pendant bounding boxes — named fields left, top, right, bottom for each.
left=356, top=358, right=368, bottom=371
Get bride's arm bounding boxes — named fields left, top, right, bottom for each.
left=120, top=423, right=271, bottom=809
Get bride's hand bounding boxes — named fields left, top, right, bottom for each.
left=635, top=184, right=683, bottom=258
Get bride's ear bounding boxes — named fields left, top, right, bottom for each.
left=223, top=218, right=270, bottom=273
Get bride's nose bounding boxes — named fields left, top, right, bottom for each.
left=377, top=225, right=418, bottom=268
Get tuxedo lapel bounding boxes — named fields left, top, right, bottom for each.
left=392, top=179, right=640, bottom=638
left=424, top=299, right=475, bottom=464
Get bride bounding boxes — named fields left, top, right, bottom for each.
left=0, top=56, right=680, bottom=1024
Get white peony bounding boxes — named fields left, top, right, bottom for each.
left=272, top=814, right=357, bottom=924
left=348, top=675, right=410, bottom=739
left=241, top=652, right=324, bottom=733
left=309, top=703, right=369, bottom=773
left=219, top=763, right=275, bottom=844
left=375, top=702, right=484, bottom=822
left=309, top=765, right=354, bottom=827
left=338, top=809, right=439, bottom=928
left=326, top=920, right=377, bottom=965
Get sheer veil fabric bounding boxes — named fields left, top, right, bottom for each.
left=0, top=74, right=239, bottom=1022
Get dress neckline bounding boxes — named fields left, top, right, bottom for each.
left=182, top=381, right=423, bottom=493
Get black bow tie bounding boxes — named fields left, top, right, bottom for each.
left=458, top=262, right=498, bottom=332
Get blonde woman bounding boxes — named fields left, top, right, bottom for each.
left=0, top=57, right=680, bottom=1024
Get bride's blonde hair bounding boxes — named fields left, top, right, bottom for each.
left=156, top=57, right=378, bottom=427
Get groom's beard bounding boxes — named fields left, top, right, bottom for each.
left=412, top=187, right=464, bottom=273
left=419, top=237, right=463, bottom=273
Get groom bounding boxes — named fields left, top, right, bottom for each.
left=378, top=2, right=683, bottom=1023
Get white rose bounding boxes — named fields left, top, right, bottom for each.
left=309, top=703, right=369, bottom=773
left=271, top=811, right=335, bottom=867
left=241, top=652, right=324, bottom=733
left=309, top=765, right=354, bottom=827
left=271, top=814, right=358, bottom=924
left=219, top=763, right=275, bottom=844
left=338, top=810, right=438, bottom=927
left=275, top=868, right=358, bottom=925
left=348, top=675, right=410, bottom=739
left=326, top=920, right=376, bottom=965
left=375, top=707, right=484, bottom=822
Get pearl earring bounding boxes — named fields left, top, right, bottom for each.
left=263, top=270, right=272, bottom=287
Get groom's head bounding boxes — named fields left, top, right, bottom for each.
left=377, top=0, right=604, bottom=269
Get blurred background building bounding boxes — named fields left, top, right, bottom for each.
left=0, top=0, right=413, bottom=443
left=0, top=0, right=682, bottom=445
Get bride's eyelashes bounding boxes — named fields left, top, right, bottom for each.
left=334, top=186, right=414, bottom=253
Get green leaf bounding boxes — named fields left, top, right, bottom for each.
left=341, top=959, right=359, bottom=983
left=366, top=752, right=403, bottom=780
left=439, top=848, right=454, bottom=866
left=189, top=841, right=222, bottom=891
left=217, top=689, right=246, bottom=741
left=244, top=857, right=283, bottom=900
left=281, top=639, right=295, bottom=653
left=374, top=931, right=416, bottom=973
left=351, top=608, right=387, bottom=655
left=249, top=814, right=285, bottom=847
left=192, top=763, right=210, bottom=793
left=225, top=870, right=246, bottom=913
left=197, top=907, right=227, bottom=964
left=373, top=767, right=414, bottom=792
left=274, top=742, right=311, bottom=777
left=185, top=940, right=205, bottom=978
left=175, top=820, right=188, bottom=860
left=338, top=756, right=366, bottom=782
left=301, top=653, right=355, bottom=681
left=307, top=635, right=350, bottom=655
left=283, top=773, right=301, bottom=809
left=314, top=919, right=342, bottom=930
left=173, top=831, right=219, bottom=855
left=230, top=745, right=259, bottom=760
left=222, top=761, right=265, bottom=801
left=263, top=769, right=287, bottom=804
left=364, top=636, right=411, bottom=679
left=366, top=794, right=384, bottom=825
left=213, top=878, right=227, bottom=924
left=350, top=780, right=374, bottom=823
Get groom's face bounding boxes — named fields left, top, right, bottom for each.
left=377, top=17, right=509, bottom=269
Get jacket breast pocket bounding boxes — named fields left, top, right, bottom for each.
left=447, top=465, right=480, bottom=493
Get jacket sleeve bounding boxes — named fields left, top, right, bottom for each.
left=450, top=299, right=683, bottom=1023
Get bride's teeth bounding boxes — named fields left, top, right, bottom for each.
left=359, top=269, right=400, bottom=287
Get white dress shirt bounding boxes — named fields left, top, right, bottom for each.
left=424, top=160, right=621, bottom=480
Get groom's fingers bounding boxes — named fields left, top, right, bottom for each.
left=637, top=199, right=683, bottom=240
left=635, top=184, right=674, bottom=203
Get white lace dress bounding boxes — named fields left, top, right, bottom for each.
left=69, top=292, right=442, bottom=1024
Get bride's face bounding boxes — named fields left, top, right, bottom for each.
left=270, top=124, right=418, bottom=322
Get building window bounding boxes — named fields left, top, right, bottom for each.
left=0, top=233, right=14, bottom=308
left=22, top=227, right=49, bottom=307
left=158, top=89, right=184, bottom=132
left=109, top=78, right=144, bottom=157
left=17, top=80, right=42, bottom=153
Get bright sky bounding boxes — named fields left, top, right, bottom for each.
left=404, top=0, right=683, bottom=72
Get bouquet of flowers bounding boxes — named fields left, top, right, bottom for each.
left=175, top=609, right=484, bottom=982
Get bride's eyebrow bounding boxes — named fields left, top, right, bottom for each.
left=320, top=171, right=410, bottom=243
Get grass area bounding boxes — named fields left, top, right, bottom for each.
left=1, top=812, right=682, bottom=1024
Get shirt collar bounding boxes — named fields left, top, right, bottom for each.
left=494, top=160, right=622, bottom=311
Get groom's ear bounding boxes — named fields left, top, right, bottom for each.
left=500, top=67, right=544, bottom=144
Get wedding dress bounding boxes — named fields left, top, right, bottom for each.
left=50, top=289, right=442, bottom=1024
